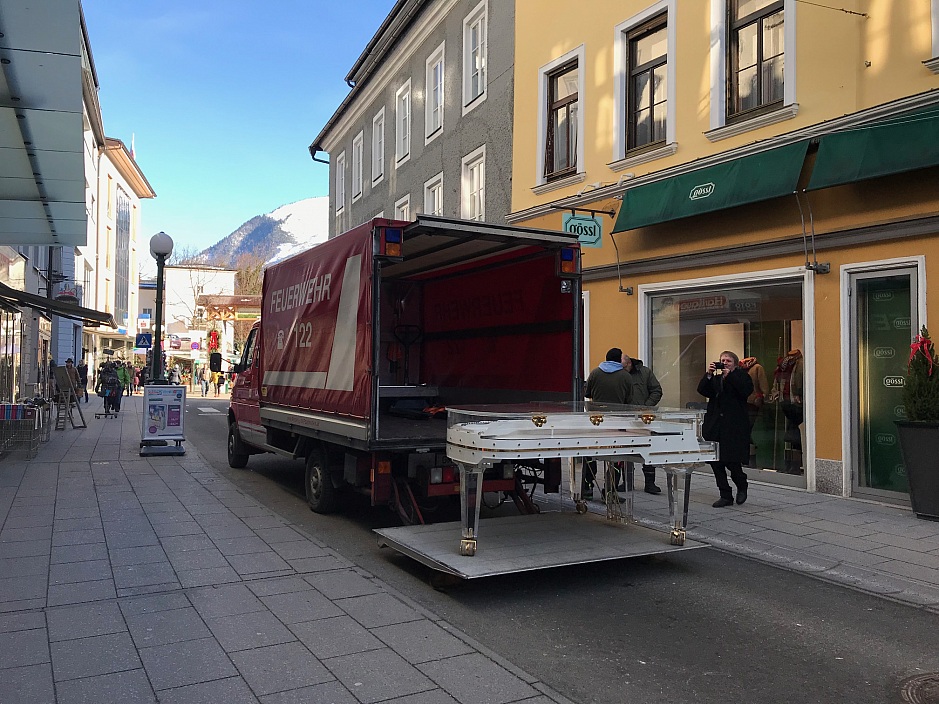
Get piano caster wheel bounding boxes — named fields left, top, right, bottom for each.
left=670, top=529, right=686, bottom=546
left=459, top=539, right=477, bottom=556
left=575, top=500, right=587, bottom=515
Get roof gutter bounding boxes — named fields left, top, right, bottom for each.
left=309, top=0, right=427, bottom=163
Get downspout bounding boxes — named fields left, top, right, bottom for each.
left=308, top=144, right=329, bottom=164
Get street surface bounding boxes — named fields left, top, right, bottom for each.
left=187, top=396, right=939, bottom=704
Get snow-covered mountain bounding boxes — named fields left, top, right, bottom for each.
left=201, top=197, right=329, bottom=267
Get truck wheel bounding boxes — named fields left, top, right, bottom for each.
left=305, top=449, right=338, bottom=514
left=227, top=423, right=249, bottom=469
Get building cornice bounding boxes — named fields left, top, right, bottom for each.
left=104, top=138, right=156, bottom=199
left=312, top=0, right=461, bottom=156
left=506, top=89, right=939, bottom=225
left=583, top=214, right=939, bottom=282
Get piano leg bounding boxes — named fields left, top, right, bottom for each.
left=458, top=462, right=487, bottom=556
left=624, top=462, right=635, bottom=523
left=665, top=465, right=693, bottom=545
left=568, top=457, right=587, bottom=514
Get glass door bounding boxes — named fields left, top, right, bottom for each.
left=850, top=269, right=917, bottom=501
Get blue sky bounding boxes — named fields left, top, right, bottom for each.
left=82, top=0, right=396, bottom=252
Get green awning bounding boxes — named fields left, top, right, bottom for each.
left=806, top=108, right=939, bottom=191
left=612, top=141, right=809, bottom=233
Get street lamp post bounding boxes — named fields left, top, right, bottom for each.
left=149, top=232, right=173, bottom=383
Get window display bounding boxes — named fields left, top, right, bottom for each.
left=649, top=280, right=804, bottom=477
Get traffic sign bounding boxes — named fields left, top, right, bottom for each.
left=135, top=333, right=153, bottom=348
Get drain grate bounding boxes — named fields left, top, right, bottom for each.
left=901, top=674, right=939, bottom=704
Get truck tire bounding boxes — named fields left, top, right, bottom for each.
left=227, top=423, right=249, bottom=469
left=305, top=448, right=339, bottom=514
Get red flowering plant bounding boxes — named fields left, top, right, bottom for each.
left=904, top=326, right=939, bottom=422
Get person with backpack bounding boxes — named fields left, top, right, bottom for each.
left=96, top=363, right=124, bottom=413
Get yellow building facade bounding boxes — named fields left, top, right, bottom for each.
left=509, top=0, right=939, bottom=502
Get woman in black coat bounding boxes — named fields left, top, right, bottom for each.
left=697, top=350, right=754, bottom=508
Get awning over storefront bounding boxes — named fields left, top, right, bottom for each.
left=612, top=141, right=810, bottom=233
left=0, top=281, right=115, bottom=328
left=806, top=108, right=939, bottom=191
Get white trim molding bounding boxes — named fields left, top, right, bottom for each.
left=462, top=0, right=488, bottom=116
left=461, top=144, right=486, bottom=221
left=930, top=0, right=939, bottom=73
left=425, top=41, right=446, bottom=144
left=708, top=0, right=797, bottom=134
left=612, top=0, right=677, bottom=163
left=535, top=44, right=586, bottom=189
left=371, top=108, right=385, bottom=186
left=394, top=79, right=412, bottom=168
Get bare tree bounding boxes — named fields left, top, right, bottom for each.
left=232, top=252, right=266, bottom=351
left=234, top=252, right=265, bottom=295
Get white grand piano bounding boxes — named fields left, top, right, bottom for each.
left=445, top=402, right=718, bottom=556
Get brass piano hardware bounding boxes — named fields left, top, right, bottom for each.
left=640, top=412, right=656, bottom=425
left=531, top=415, right=547, bottom=427
left=589, top=414, right=603, bottom=426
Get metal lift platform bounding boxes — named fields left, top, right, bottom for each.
left=375, top=511, right=706, bottom=580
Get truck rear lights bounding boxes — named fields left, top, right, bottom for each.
left=429, top=465, right=457, bottom=484
left=378, top=227, right=404, bottom=258
left=557, top=246, right=580, bottom=277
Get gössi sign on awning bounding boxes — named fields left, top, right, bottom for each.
left=563, top=213, right=603, bottom=248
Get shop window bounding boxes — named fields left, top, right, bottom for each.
left=648, top=280, right=804, bottom=477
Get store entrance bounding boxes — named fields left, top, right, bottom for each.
left=849, top=269, right=917, bottom=502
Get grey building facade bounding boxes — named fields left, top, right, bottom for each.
left=311, top=0, right=515, bottom=236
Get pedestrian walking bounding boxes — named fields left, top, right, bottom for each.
left=698, top=350, right=754, bottom=508
left=76, top=359, right=89, bottom=403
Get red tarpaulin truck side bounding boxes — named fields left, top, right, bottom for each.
left=228, top=215, right=582, bottom=523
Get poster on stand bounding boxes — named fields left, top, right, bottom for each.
left=141, top=385, right=186, bottom=442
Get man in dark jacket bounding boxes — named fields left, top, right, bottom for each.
left=585, top=348, right=632, bottom=404
left=697, top=350, right=754, bottom=507
left=625, top=356, right=664, bottom=494
left=583, top=348, right=632, bottom=498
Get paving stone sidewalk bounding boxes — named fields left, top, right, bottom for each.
left=590, top=469, right=939, bottom=611
left=0, top=400, right=572, bottom=704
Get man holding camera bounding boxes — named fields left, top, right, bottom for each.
left=697, top=351, right=754, bottom=508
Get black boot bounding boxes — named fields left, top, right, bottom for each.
left=642, top=467, right=661, bottom=494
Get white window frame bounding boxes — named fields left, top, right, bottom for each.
left=425, top=41, right=446, bottom=143
left=707, top=0, right=798, bottom=141
left=535, top=46, right=585, bottom=188
left=394, top=194, right=411, bottom=221
left=351, top=131, right=364, bottom=202
left=461, top=144, right=486, bottom=221
left=929, top=0, right=939, bottom=72
left=395, top=80, right=412, bottom=167
left=612, top=1, right=677, bottom=165
left=423, top=171, right=444, bottom=216
left=335, top=151, right=346, bottom=214
left=462, top=0, right=488, bottom=115
left=372, top=108, right=385, bottom=185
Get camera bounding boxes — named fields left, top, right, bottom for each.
left=712, top=360, right=725, bottom=375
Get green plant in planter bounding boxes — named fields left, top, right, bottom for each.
left=903, top=326, right=939, bottom=422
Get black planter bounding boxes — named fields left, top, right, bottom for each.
left=896, top=420, right=939, bottom=521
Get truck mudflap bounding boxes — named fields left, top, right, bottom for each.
left=375, top=511, right=705, bottom=579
